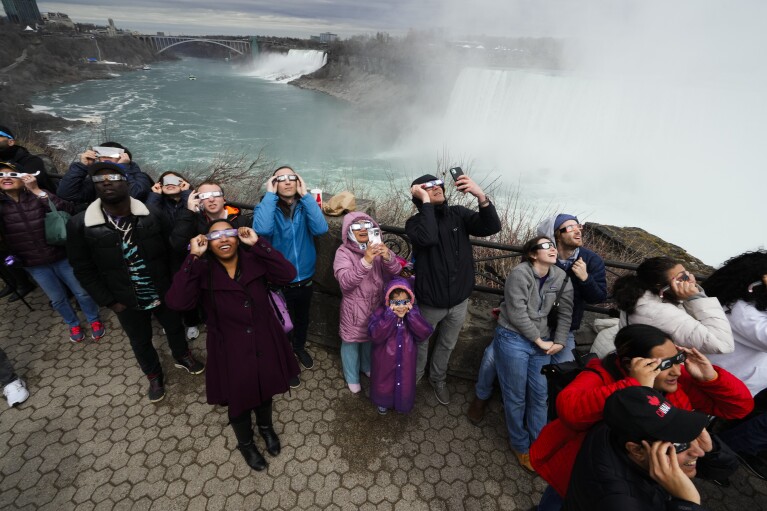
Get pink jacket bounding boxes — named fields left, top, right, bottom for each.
left=333, top=211, right=401, bottom=343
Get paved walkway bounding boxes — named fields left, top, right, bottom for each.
left=1, top=289, right=766, bottom=510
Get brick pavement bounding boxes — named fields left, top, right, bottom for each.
left=1, top=289, right=766, bottom=510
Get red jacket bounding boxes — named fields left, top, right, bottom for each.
left=530, top=355, right=753, bottom=497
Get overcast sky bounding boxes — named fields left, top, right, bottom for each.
left=36, top=0, right=625, bottom=38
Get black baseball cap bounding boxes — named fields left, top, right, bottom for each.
left=87, top=162, right=127, bottom=176
left=604, top=387, right=708, bottom=443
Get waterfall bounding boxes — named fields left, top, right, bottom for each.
left=246, top=49, right=327, bottom=83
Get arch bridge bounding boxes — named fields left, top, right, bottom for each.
left=136, top=35, right=251, bottom=55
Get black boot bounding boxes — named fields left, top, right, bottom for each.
left=230, top=414, right=267, bottom=471
left=255, top=400, right=281, bottom=456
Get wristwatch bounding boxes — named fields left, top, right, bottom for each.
left=478, top=195, right=491, bottom=207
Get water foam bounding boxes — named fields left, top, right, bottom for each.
left=246, top=49, right=327, bottom=84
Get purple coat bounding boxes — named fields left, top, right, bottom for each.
left=368, top=277, right=433, bottom=413
left=333, top=211, right=401, bottom=343
left=165, top=239, right=300, bottom=417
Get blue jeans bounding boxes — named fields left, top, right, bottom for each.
left=476, top=331, right=575, bottom=399
left=25, top=259, right=100, bottom=327
left=537, top=485, right=563, bottom=511
left=493, top=326, right=550, bottom=453
left=340, top=341, right=371, bottom=385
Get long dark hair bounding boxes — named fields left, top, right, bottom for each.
left=614, top=324, right=672, bottom=372
left=703, top=250, right=767, bottom=312
left=613, top=256, right=679, bottom=313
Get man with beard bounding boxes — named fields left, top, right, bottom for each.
left=468, top=213, right=607, bottom=423
left=252, top=166, right=328, bottom=388
left=406, top=173, right=501, bottom=406
left=67, top=162, right=204, bottom=403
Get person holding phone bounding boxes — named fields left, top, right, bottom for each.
left=613, top=256, right=734, bottom=354
left=405, top=170, right=501, bottom=406
left=333, top=212, right=401, bottom=394
left=58, top=141, right=153, bottom=205
left=564, top=386, right=720, bottom=511
left=252, top=166, right=329, bottom=387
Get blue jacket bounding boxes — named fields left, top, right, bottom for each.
left=556, top=247, right=607, bottom=331
left=252, top=192, right=328, bottom=282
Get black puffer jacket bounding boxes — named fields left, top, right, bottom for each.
left=0, top=190, right=73, bottom=266
left=564, top=423, right=707, bottom=511
left=405, top=201, right=501, bottom=308
left=66, top=198, right=173, bottom=308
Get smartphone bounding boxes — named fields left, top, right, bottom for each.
left=449, top=167, right=465, bottom=182
left=368, top=227, right=382, bottom=245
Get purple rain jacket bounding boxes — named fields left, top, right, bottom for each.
left=368, top=277, right=434, bottom=413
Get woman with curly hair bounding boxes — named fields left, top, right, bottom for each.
left=703, top=250, right=767, bottom=479
left=612, top=256, right=733, bottom=354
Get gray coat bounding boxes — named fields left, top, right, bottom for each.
left=498, top=261, right=574, bottom=345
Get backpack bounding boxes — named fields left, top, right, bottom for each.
left=540, top=351, right=623, bottom=421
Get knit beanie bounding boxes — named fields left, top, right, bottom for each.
left=555, top=214, right=579, bottom=231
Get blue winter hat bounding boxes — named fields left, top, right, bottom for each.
left=555, top=214, right=579, bottom=231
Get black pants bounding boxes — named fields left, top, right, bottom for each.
left=282, top=283, right=313, bottom=353
left=229, top=398, right=273, bottom=425
left=116, top=303, right=188, bottom=376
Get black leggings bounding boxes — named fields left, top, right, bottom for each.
left=229, top=398, right=273, bottom=425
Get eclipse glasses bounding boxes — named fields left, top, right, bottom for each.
left=273, top=175, right=299, bottom=183
left=92, top=174, right=127, bottom=182
left=206, top=228, right=238, bottom=241
left=0, top=170, right=40, bottom=178
left=350, top=221, right=374, bottom=231
left=421, top=179, right=444, bottom=190
left=197, top=191, right=223, bottom=200
left=390, top=299, right=411, bottom=306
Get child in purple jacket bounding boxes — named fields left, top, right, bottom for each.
left=368, top=277, right=433, bottom=414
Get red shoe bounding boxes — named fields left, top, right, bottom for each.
left=69, top=326, right=85, bottom=343
left=91, top=320, right=106, bottom=341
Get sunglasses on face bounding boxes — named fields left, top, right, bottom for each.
left=162, top=176, right=181, bottom=186
left=671, top=442, right=691, bottom=454
left=273, top=175, right=298, bottom=183
left=656, top=351, right=687, bottom=371
left=91, top=174, right=127, bottom=182
left=206, top=228, right=238, bottom=240
left=421, top=179, right=444, bottom=190
left=197, top=191, right=223, bottom=200
left=558, top=224, right=584, bottom=234
left=350, top=221, right=374, bottom=231
left=534, top=242, right=555, bottom=251
left=0, top=170, right=41, bottom=178
left=391, top=299, right=411, bottom=306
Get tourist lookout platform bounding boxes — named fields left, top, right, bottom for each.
left=1, top=290, right=765, bottom=510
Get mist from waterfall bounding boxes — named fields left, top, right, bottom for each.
left=246, top=49, right=327, bottom=83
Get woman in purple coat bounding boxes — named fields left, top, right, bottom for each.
left=166, top=220, right=300, bottom=472
left=333, top=212, right=401, bottom=393
left=368, top=277, right=433, bottom=414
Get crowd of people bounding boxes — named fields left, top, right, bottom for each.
left=1, top=124, right=765, bottom=508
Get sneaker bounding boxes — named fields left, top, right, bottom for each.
left=432, top=380, right=450, bottom=405
left=295, top=350, right=314, bottom=369
left=69, top=326, right=85, bottom=343
left=186, top=326, right=200, bottom=340
left=90, top=320, right=106, bottom=341
left=3, top=378, right=29, bottom=407
left=174, top=351, right=205, bottom=375
left=377, top=406, right=388, bottom=415
left=736, top=451, right=767, bottom=480
left=348, top=383, right=361, bottom=394
left=289, top=375, right=301, bottom=389
left=148, top=374, right=165, bottom=403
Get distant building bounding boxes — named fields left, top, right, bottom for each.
left=42, top=12, right=74, bottom=29
left=319, top=32, right=338, bottom=43
left=156, top=31, right=165, bottom=36
left=310, top=35, right=320, bottom=42
left=1, top=0, right=43, bottom=26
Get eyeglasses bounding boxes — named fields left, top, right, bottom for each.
left=421, top=179, right=444, bottom=190
left=671, top=442, right=690, bottom=454
left=206, top=228, right=238, bottom=240
left=162, top=176, right=181, bottom=186
left=91, top=174, right=127, bottom=182
left=350, top=221, right=374, bottom=231
left=273, top=175, right=298, bottom=183
left=656, top=351, right=687, bottom=371
left=0, top=170, right=40, bottom=178
left=558, top=224, right=583, bottom=234
left=533, top=242, right=555, bottom=251
left=391, top=299, right=411, bottom=306
left=197, top=191, right=223, bottom=200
